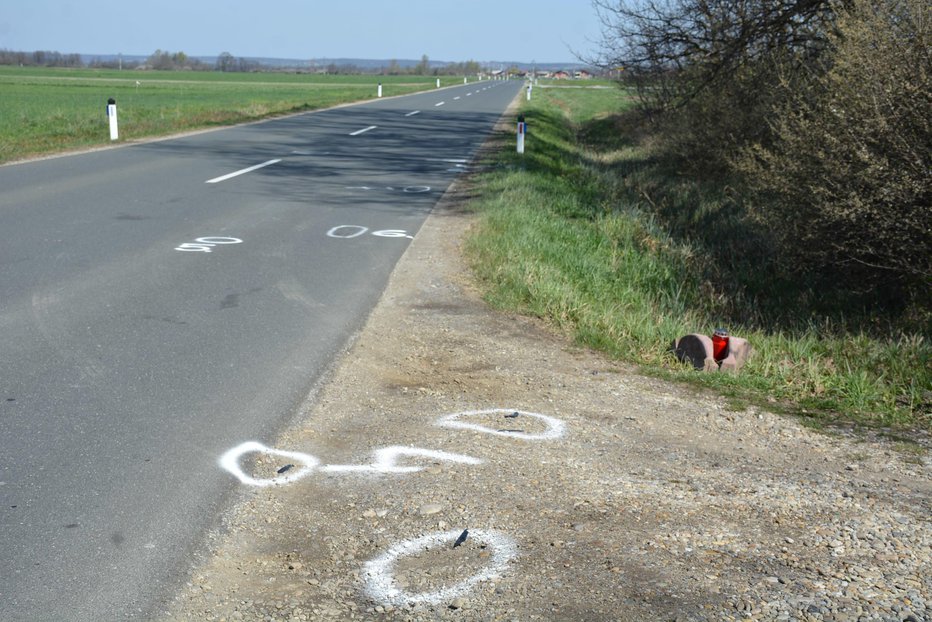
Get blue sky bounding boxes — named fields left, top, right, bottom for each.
left=0, top=1, right=603, bottom=63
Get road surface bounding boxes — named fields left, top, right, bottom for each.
left=0, top=79, right=522, bottom=621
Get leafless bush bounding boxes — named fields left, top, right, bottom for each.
left=740, top=0, right=931, bottom=300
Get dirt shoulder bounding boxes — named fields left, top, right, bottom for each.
left=160, top=123, right=932, bottom=622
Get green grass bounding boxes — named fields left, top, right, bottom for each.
left=0, top=66, right=464, bottom=163
left=464, top=86, right=931, bottom=433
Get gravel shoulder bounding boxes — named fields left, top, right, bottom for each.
left=160, top=124, right=932, bottom=622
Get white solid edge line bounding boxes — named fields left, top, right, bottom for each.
left=349, top=125, right=378, bottom=136
left=206, top=159, right=282, bottom=184
left=405, top=110, right=421, bottom=117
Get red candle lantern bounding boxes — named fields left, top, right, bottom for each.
left=712, top=328, right=730, bottom=362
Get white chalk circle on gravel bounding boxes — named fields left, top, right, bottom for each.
left=219, top=441, right=319, bottom=487
left=363, top=529, right=517, bottom=606
left=436, top=409, right=566, bottom=440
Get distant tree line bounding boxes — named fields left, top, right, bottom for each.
left=1, top=48, right=490, bottom=77
left=0, top=49, right=83, bottom=67
left=321, top=55, right=484, bottom=76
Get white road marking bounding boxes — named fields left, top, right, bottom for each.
left=434, top=101, right=445, bottom=107
left=350, top=125, right=378, bottom=136
left=425, top=158, right=468, bottom=163
left=405, top=110, right=421, bottom=117
left=206, top=159, right=281, bottom=184
left=454, top=96, right=461, bottom=100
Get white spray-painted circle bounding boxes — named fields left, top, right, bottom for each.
left=219, top=441, right=319, bottom=487
left=403, top=186, right=431, bottom=193
left=363, top=529, right=517, bottom=606
left=436, top=409, right=566, bottom=440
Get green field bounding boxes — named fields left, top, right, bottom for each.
left=0, top=67, right=465, bottom=163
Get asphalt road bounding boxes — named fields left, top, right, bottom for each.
left=0, top=79, right=523, bottom=621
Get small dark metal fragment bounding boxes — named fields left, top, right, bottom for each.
left=453, top=529, right=469, bottom=549
left=277, top=464, right=295, bottom=474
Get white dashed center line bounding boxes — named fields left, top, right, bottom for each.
left=206, top=159, right=282, bottom=184
left=349, top=125, right=378, bottom=136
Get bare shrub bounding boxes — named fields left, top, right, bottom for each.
left=740, top=0, right=931, bottom=305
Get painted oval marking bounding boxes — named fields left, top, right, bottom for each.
left=436, top=409, right=566, bottom=440
left=363, top=530, right=517, bottom=606
left=218, top=441, right=319, bottom=487
left=194, top=237, right=242, bottom=245
left=327, top=225, right=369, bottom=239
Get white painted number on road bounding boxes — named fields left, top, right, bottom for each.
left=372, top=230, right=410, bottom=238
left=344, top=185, right=432, bottom=194
left=175, top=237, right=243, bottom=253
left=327, top=226, right=413, bottom=240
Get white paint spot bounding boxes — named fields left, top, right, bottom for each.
left=321, top=446, right=481, bottom=474
left=454, top=96, right=461, bottom=100
left=350, top=125, right=378, bottom=136
left=206, top=159, right=281, bottom=184
left=219, top=441, right=319, bottom=487
left=403, top=186, right=431, bottom=193
left=363, top=530, right=517, bottom=606
left=405, top=110, right=421, bottom=117
left=437, top=409, right=566, bottom=440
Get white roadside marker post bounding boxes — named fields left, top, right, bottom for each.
left=517, top=115, right=526, bottom=154
left=464, top=77, right=467, bottom=84
left=436, top=77, right=440, bottom=88
left=378, top=82, right=382, bottom=98
left=526, top=84, right=532, bottom=101
left=107, top=97, right=118, bottom=141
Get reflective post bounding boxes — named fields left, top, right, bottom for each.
left=107, top=97, right=118, bottom=140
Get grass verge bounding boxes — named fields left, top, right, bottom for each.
left=464, top=86, right=931, bottom=434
